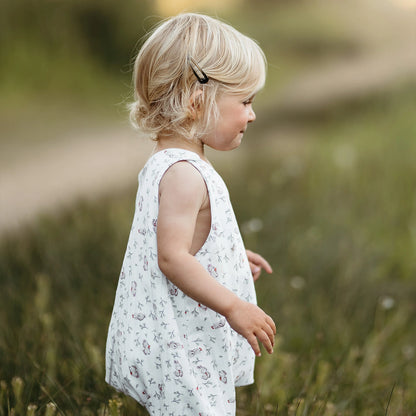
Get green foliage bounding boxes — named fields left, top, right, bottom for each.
left=0, top=195, right=145, bottom=415
left=0, top=0, right=154, bottom=102
left=231, top=87, right=416, bottom=414
left=1, top=87, right=416, bottom=415
left=1, top=0, right=415, bottom=412
left=228, top=1, right=365, bottom=95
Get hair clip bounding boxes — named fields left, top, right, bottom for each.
left=188, top=56, right=209, bottom=84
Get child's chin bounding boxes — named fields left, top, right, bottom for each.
left=224, top=143, right=241, bottom=151
left=233, top=136, right=243, bottom=148
left=209, top=138, right=242, bottom=151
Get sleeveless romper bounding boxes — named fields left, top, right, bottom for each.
left=105, top=148, right=257, bottom=415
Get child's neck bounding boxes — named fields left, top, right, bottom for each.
left=154, top=134, right=208, bottom=162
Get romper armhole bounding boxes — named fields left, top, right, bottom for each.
left=158, top=160, right=213, bottom=256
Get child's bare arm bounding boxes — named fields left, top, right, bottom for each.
left=157, top=162, right=276, bottom=356
left=246, top=249, right=273, bottom=281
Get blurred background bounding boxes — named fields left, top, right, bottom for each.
left=1, top=0, right=415, bottom=415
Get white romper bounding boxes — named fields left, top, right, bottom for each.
left=105, top=148, right=257, bottom=415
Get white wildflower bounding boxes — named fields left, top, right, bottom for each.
left=290, top=276, right=306, bottom=290
left=242, top=218, right=263, bottom=234
left=402, top=345, right=415, bottom=360
left=379, top=295, right=395, bottom=310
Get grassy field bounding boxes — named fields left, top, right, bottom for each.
left=1, top=84, right=415, bottom=415
left=1, top=1, right=415, bottom=414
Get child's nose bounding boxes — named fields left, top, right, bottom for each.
left=248, top=107, right=256, bottom=122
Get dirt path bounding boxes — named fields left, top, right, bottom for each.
left=267, top=45, right=416, bottom=121
left=0, top=127, right=154, bottom=233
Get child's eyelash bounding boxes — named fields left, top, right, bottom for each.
left=243, top=96, right=255, bottom=105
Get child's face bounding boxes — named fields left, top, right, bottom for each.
left=202, top=93, right=256, bottom=151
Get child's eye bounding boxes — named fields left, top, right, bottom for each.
left=243, top=96, right=255, bottom=106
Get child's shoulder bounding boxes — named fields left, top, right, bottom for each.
left=159, top=159, right=207, bottom=197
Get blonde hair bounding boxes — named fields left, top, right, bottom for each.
left=129, top=13, right=266, bottom=141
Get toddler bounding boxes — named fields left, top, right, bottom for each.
left=105, top=13, right=276, bottom=416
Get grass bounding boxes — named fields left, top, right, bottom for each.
left=1, top=1, right=416, bottom=413
left=1, top=85, right=416, bottom=415
left=232, top=86, right=416, bottom=414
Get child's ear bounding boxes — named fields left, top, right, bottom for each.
left=188, top=89, right=203, bottom=120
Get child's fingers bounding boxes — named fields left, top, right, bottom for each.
left=249, top=261, right=262, bottom=281
left=227, top=300, right=276, bottom=356
left=252, top=316, right=276, bottom=355
left=264, top=315, right=276, bottom=348
left=267, top=326, right=275, bottom=348
left=255, top=328, right=274, bottom=354
left=255, top=254, right=273, bottom=274
left=249, top=261, right=260, bottom=274
left=246, top=334, right=261, bottom=357
left=246, top=250, right=273, bottom=274
left=263, top=260, right=273, bottom=274
left=266, top=315, right=277, bottom=335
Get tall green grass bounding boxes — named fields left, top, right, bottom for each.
left=1, top=88, right=415, bottom=414
left=0, top=0, right=156, bottom=119
left=233, top=87, right=416, bottom=414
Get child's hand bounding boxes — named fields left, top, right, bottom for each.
left=246, top=249, right=273, bottom=281
left=225, top=299, right=276, bottom=357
